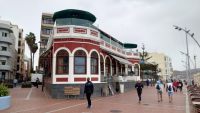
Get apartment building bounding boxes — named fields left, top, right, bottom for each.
left=148, top=52, right=173, bottom=80
left=0, top=20, right=25, bottom=82
left=15, top=28, right=25, bottom=80
left=39, top=13, right=54, bottom=56
left=0, top=20, right=17, bottom=82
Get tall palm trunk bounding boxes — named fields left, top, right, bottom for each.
left=33, top=53, right=35, bottom=72
left=30, top=52, right=33, bottom=73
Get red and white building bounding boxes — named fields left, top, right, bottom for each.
left=39, top=9, right=140, bottom=98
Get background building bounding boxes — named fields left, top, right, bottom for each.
left=0, top=20, right=25, bottom=83
left=148, top=52, right=173, bottom=80
left=15, top=27, right=25, bottom=81
left=0, top=20, right=16, bottom=82
left=39, top=9, right=140, bottom=98
left=39, top=13, right=54, bottom=56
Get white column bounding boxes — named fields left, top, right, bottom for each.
left=125, top=64, right=128, bottom=75
left=87, top=56, right=91, bottom=77
left=98, top=57, right=101, bottom=83
left=69, top=56, right=74, bottom=83
left=110, top=60, right=112, bottom=76
left=116, top=61, right=118, bottom=76
left=104, top=59, right=106, bottom=77
left=121, top=64, right=122, bottom=75
left=52, top=56, right=56, bottom=84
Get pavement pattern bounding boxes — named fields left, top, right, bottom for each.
left=1, top=85, right=186, bottom=113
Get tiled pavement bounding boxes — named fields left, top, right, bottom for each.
left=1, top=85, right=186, bottom=113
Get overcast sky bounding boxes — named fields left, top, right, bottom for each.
left=1, top=0, right=200, bottom=71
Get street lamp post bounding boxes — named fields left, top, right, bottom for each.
left=180, top=51, right=189, bottom=82
left=173, top=25, right=193, bottom=83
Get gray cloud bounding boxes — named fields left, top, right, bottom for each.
left=0, top=0, right=199, bottom=71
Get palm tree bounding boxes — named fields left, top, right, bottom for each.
left=25, top=32, right=38, bottom=72
left=31, top=43, right=38, bottom=71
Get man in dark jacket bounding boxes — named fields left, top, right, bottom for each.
left=135, top=80, right=144, bottom=103
left=84, top=77, right=94, bottom=108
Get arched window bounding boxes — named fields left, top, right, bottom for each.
left=105, top=57, right=111, bottom=76
left=100, top=55, right=104, bottom=75
left=112, top=59, right=116, bottom=75
left=91, top=52, right=98, bottom=74
left=74, top=50, right=87, bottom=74
left=56, top=50, right=69, bottom=74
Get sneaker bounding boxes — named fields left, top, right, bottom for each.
left=87, top=105, right=91, bottom=109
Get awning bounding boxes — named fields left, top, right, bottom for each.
left=110, top=55, right=133, bottom=65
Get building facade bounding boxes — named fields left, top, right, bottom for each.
left=0, top=20, right=25, bottom=83
left=16, top=28, right=25, bottom=80
left=0, top=20, right=17, bottom=82
left=148, top=52, right=173, bottom=80
left=39, top=9, right=140, bottom=98
left=39, top=13, right=54, bottom=56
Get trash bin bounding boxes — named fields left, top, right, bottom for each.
left=120, top=83, right=124, bottom=93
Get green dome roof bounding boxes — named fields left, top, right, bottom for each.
left=53, top=9, right=96, bottom=23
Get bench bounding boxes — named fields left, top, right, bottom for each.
left=64, top=87, right=80, bottom=99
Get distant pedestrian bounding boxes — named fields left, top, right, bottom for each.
left=173, top=80, right=178, bottom=92
left=84, top=77, right=94, bottom=108
left=135, top=80, right=144, bottom=103
left=36, top=77, right=39, bottom=88
left=166, top=81, right=174, bottom=103
left=178, top=80, right=183, bottom=92
left=13, top=78, right=17, bottom=87
left=146, top=79, right=150, bottom=87
left=155, top=80, right=164, bottom=102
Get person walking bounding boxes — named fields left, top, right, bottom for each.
left=178, top=80, right=183, bottom=92
left=146, top=79, right=150, bottom=88
left=13, top=78, right=18, bottom=87
left=36, top=77, right=40, bottom=88
left=155, top=80, right=164, bottom=102
left=166, top=80, right=174, bottom=103
left=84, top=77, right=94, bottom=108
left=135, top=80, right=144, bottom=103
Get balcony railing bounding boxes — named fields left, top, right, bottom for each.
left=0, top=51, right=12, bottom=57
left=0, top=65, right=11, bottom=71
left=100, top=39, right=139, bottom=59
left=0, top=37, right=13, bottom=44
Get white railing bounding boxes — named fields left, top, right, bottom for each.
left=100, top=39, right=139, bottom=59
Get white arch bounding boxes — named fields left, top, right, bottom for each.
left=71, top=47, right=89, bottom=56
left=104, top=55, right=111, bottom=63
left=53, top=47, right=71, bottom=57
left=89, top=49, right=100, bottom=58
left=99, top=53, right=105, bottom=61
left=133, top=63, right=141, bottom=80
left=52, top=47, right=71, bottom=84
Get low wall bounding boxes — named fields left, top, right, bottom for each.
left=45, top=83, right=107, bottom=99
left=45, top=81, right=136, bottom=99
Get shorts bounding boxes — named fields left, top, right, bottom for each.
left=157, top=90, right=162, bottom=94
left=168, top=92, right=173, bottom=96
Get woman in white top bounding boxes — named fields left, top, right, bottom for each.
left=155, top=80, right=164, bottom=102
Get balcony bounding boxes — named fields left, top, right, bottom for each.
left=0, top=65, right=11, bottom=71
left=53, top=25, right=100, bottom=41
left=0, top=51, right=12, bottom=57
left=100, top=40, right=139, bottom=59
left=0, top=37, right=13, bottom=45
left=41, top=23, right=54, bottom=28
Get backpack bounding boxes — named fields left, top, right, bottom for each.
left=168, top=85, right=172, bottom=91
left=156, top=84, right=160, bottom=90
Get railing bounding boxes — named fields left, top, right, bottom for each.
left=100, top=39, right=139, bottom=58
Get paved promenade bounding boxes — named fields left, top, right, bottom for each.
left=1, top=86, right=186, bottom=113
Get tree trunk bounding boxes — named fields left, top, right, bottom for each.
left=30, top=52, right=33, bottom=73
left=33, top=53, right=35, bottom=72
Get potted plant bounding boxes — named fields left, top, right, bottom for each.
left=0, top=84, right=11, bottom=110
